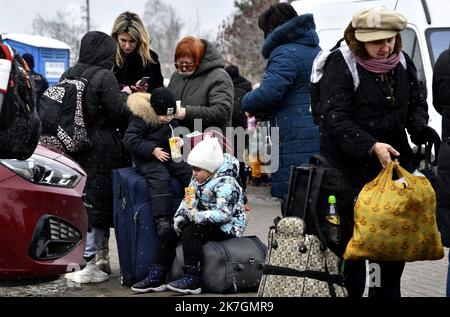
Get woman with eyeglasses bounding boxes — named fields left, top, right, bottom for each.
left=319, top=7, right=432, bottom=297
left=111, top=11, right=164, bottom=93
left=168, top=36, right=233, bottom=134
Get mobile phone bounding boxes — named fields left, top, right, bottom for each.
left=140, top=77, right=150, bottom=85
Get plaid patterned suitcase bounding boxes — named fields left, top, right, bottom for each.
left=257, top=217, right=347, bottom=297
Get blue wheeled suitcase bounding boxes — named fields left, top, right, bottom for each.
left=112, top=167, right=184, bottom=287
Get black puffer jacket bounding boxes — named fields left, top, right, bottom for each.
left=433, top=48, right=450, bottom=139
left=123, top=93, right=174, bottom=170
left=226, top=65, right=252, bottom=130
left=320, top=50, right=429, bottom=190
left=433, top=47, right=450, bottom=246
left=113, top=50, right=164, bottom=93
left=61, top=31, right=131, bottom=229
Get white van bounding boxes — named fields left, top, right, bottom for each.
left=291, top=0, right=450, bottom=137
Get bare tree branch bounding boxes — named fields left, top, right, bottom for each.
left=32, top=10, right=86, bottom=65
left=216, top=0, right=278, bottom=84
left=143, top=0, right=184, bottom=79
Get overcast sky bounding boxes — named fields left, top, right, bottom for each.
left=0, top=0, right=236, bottom=38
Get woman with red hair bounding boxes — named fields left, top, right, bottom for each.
left=169, top=36, right=233, bottom=134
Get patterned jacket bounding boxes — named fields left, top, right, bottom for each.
left=174, top=153, right=247, bottom=237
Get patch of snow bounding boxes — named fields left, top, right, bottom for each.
left=2, top=33, right=70, bottom=50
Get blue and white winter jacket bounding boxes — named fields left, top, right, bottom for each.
left=174, top=154, right=247, bottom=237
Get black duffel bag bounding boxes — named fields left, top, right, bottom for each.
left=170, top=235, right=267, bottom=293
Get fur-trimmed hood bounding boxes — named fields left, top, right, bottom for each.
left=262, top=14, right=319, bottom=59
left=126, top=92, right=159, bottom=126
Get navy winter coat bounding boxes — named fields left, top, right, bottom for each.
left=433, top=47, right=450, bottom=246
left=242, top=14, right=321, bottom=198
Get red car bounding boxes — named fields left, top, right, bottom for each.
left=0, top=143, right=88, bottom=281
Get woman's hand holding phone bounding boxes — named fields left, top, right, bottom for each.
left=131, top=77, right=150, bottom=92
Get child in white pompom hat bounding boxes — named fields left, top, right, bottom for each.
left=131, top=135, right=247, bottom=295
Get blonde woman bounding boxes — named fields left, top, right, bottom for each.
left=112, top=11, right=163, bottom=93
left=94, top=12, right=164, bottom=275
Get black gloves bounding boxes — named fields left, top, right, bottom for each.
left=410, top=126, right=441, bottom=146
left=155, top=217, right=173, bottom=237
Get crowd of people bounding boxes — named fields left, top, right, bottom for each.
left=5, top=2, right=449, bottom=297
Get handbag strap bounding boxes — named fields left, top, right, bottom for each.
left=283, top=166, right=297, bottom=215
left=307, top=164, right=330, bottom=248
left=309, top=154, right=333, bottom=167
left=204, top=129, right=234, bottom=154
left=262, top=265, right=345, bottom=286
left=300, top=167, right=314, bottom=220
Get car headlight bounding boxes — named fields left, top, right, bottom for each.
left=0, top=154, right=82, bottom=188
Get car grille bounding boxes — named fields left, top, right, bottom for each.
left=29, top=215, right=82, bottom=261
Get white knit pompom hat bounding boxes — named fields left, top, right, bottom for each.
left=187, top=135, right=224, bottom=173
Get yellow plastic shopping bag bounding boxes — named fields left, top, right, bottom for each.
left=343, top=161, right=444, bottom=262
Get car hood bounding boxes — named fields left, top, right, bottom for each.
left=33, top=144, right=86, bottom=176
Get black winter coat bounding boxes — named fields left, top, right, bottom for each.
left=433, top=47, right=450, bottom=246
left=30, top=70, right=48, bottom=111
left=231, top=75, right=252, bottom=130
left=123, top=93, right=176, bottom=171
left=113, top=50, right=164, bottom=93
left=61, top=31, right=131, bottom=229
left=320, top=51, right=429, bottom=191
left=433, top=48, right=450, bottom=139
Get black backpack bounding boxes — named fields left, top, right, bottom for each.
left=282, top=155, right=356, bottom=257
left=39, top=66, right=103, bottom=153
left=0, top=37, right=41, bottom=160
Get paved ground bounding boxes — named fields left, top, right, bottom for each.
left=0, top=184, right=448, bottom=297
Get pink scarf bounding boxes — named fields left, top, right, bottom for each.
left=355, top=53, right=401, bottom=74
